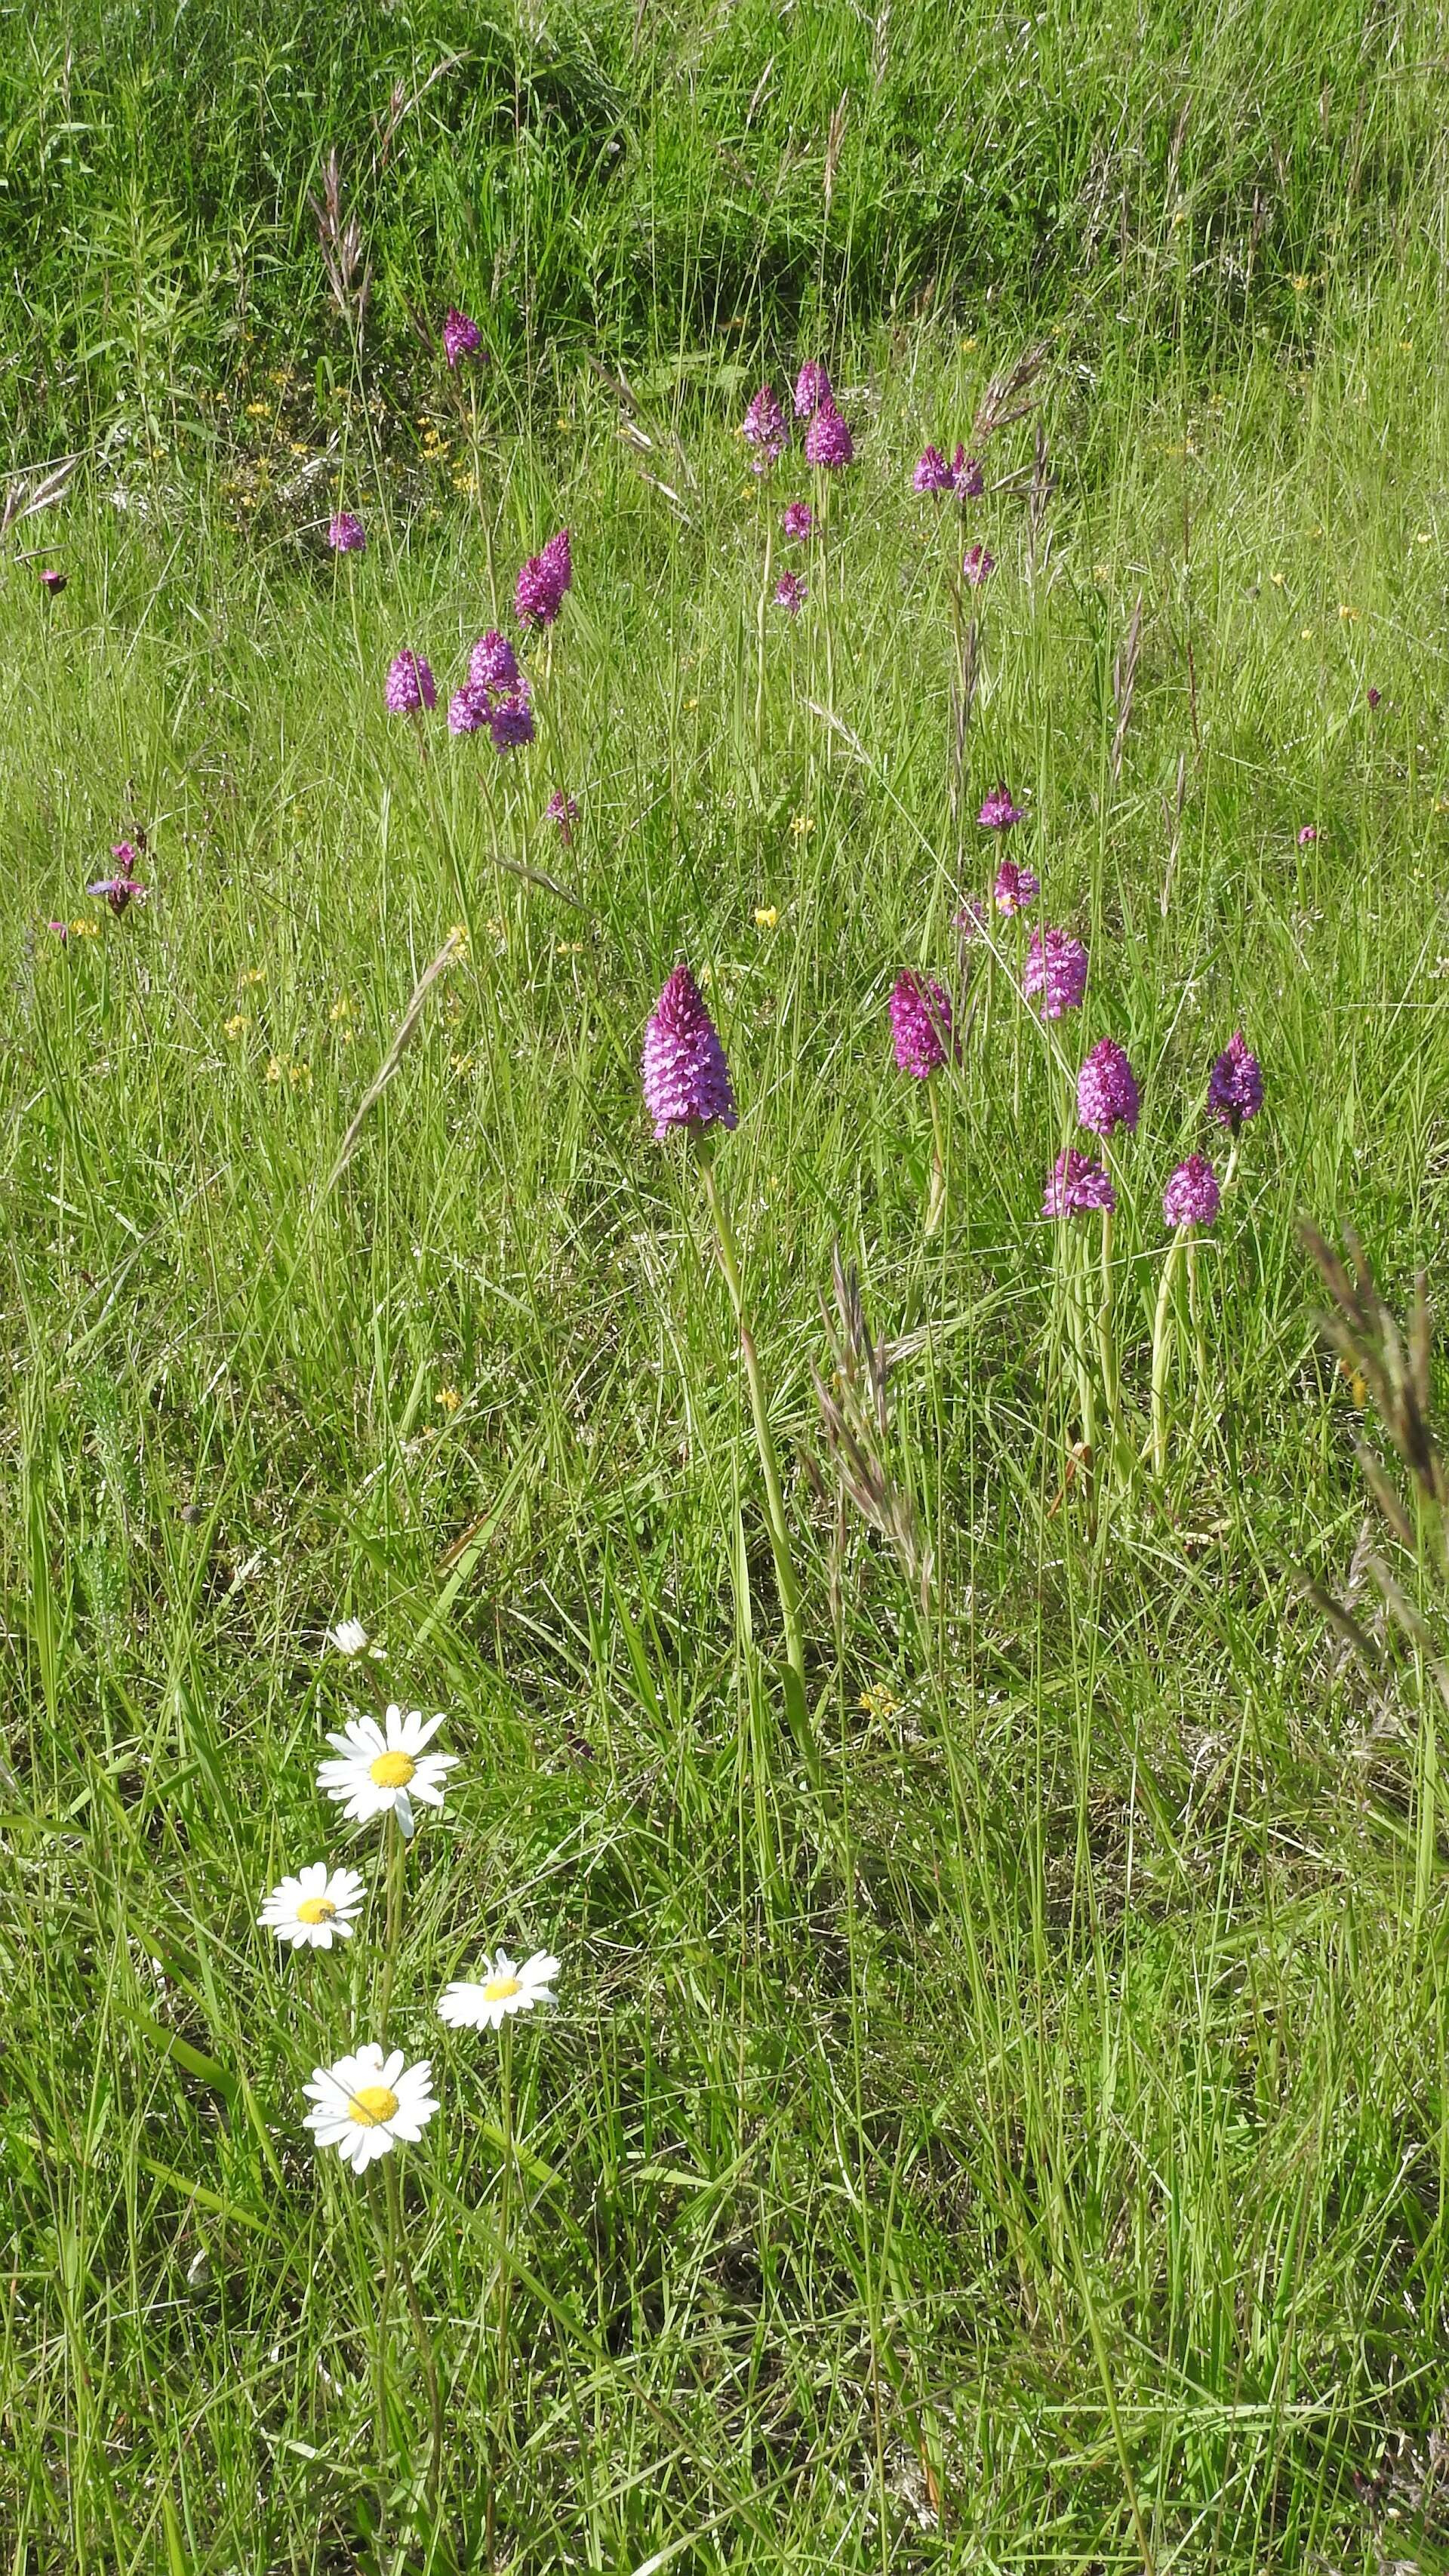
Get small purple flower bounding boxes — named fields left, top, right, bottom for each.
left=889, top=971, right=955, bottom=1079
left=328, top=512, right=365, bottom=554
left=47, top=918, right=69, bottom=940
left=978, top=782, right=1024, bottom=830
left=1207, top=1032, right=1263, bottom=1131
left=773, top=571, right=808, bottom=615
left=545, top=790, right=578, bottom=845
left=992, top=860, right=1038, bottom=916
left=39, top=567, right=66, bottom=595
left=487, top=690, right=535, bottom=752
left=469, top=629, right=521, bottom=692
left=804, top=402, right=854, bottom=469
left=742, top=383, right=787, bottom=469
left=642, top=965, right=738, bottom=1141
left=448, top=683, right=490, bottom=734
left=1023, top=927, right=1088, bottom=1019
left=1297, top=823, right=1318, bottom=845
left=88, top=843, right=146, bottom=915
left=442, top=306, right=482, bottom=369
left=951, top=447, right=985, bottom=498
left=1076, top=1037, right=1140, bottom=1138
left=1044, top=1150, right=1116, bottom=1217
left=1367, top=687, right=1381, bottom=709
left=386, top=651, right=436, bottom=715
left=515, top=528, right=571, bottom=626
left=780, top=500, right=813, bottom=540
left=913, top=446, right=953, bottom=495
left=1163, top=1154, right=1220, bottom=1229
left=953, top=895, right=989, bottom=946
left=962, top=544, right=995, bottom=587
left=794, top=361, right=832, bottom=419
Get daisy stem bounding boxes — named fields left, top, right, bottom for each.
left=487, top=2022, right=515, bottom=2570
left=386, top=2156, right=444, bottom=2516
left=378, top=1813, right=405, bottom=2039
left=700, top=1153, right=808, bottom=1700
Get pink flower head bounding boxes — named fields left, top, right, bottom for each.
left=469, top=629, right=521, bottom=692
left=1163, top=1153, right=1220, bottom=1229
left=545, top=789, right=578, bottom=844
left=804, top=402, right=854, bottom=469
left=992, top=859, right=1038, bottom=916
left=773, top=571, right=807, bottom=615
left=39, top=567, right=66, bottom=595
left=1297, top=823, right=1318, bottom=845
left=1207, top=1032, right=1263, bottom=1131
left=1044, top=1150, right=1116, bottom=1217
left=328, top=512, right=365, bottom=553
left=642, top=965, right=737, bottom=1141
left=1076, top=1037, right=1140, bottom=1137
left=1367, top=686, right=1381, bottom=709
left=386, top=651, right=436, bottom=715
left=742, top=383, right=786, bottom=469
left=889, top=971, right=955, bottom=1079
left=780, top=500, right=813, bottom=540
left=953, top=895, right=989, bottom=946
left=515, top=529, right=571, bottom=626
left=88, top=844, right=146, bottom=915
left=913, top=446, right=953, bottom=494
left=47, top=917, right=69, bottom=940
left=448, top=683, right=490, bottom=734
left=962, top=544, right=995, bottom=586
left=794, top=361, right=832, bottom=419
left=1023, top=927, right=1088, bottom=1018
left=978, top=782, right=1024, bottom=830
left=442, top=306, right=482, bottom=368
left=487, top=689, right=535, bottom=752
left=950, top=447, right=985, bottom=498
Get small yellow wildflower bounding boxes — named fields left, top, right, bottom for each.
left=1300, top=625, right=1314, bottom=639
left=289, top=441, right=310, bottom=457
left=266, top=1057, right=283, bottom=1083
left=435, top=1386, right=461, bottom=1414
left=961, top=334, right=978, bottom=351
left=289, top=1063, right=311, bottom=1091
left=69, top=918, right=99, bottom=937
left=451, top=1050, right=474, bottom=1073
left=245, top=401, right=271, bottom=420
left=685, top=695, right=699, bottom=711
left=1338, top=604, right=1359, bottom=621
left=859, top=1683, right=900, bottom=1721
left=225, top=1013, right=249, bottom=1037
left=753, top=906, right=779, bottom=930
left=698, top=962, right=714, bottom=988
left=242, top=967, right=265, bottom=987
left=790, top=814, right=814, bottom=840
left=555, top=939, right=583, bottom=956
left=1416, top=531, right=1433, bottom=546
left=1269, top=570, right=1286, bottom=586
left=1401, top=337, right=1415, bottom=352
left=329, top=995, right=352, bottom=1022
left=1291, top=274, right=1309, bottom=293
left=448, top=921, right=471, bottom=951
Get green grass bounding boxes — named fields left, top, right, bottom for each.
left=6, top=82, right=1449, bottom=2572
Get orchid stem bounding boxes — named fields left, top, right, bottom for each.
left=700, top=1153, right=808, bottom=1696
left=1149, top=1233, right=1186, bottom=1478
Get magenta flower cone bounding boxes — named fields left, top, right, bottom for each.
left=1208, top=1032, right=1263, bottom=1130
left=1077, top=1038, right=1140, bottom=1138
left=1163, top=1156, right=1220, bottom=1228
left=889, top=972, right=955, bottom=1077
left=643, top=966, right=737, bottom=1141
left=1044, top=1150, right=1116, bottom=1217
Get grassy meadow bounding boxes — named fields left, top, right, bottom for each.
left=6, top=4, right=1449, bottom=2571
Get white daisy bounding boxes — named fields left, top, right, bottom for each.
left=437, top=1949, right=561, bottom=2031
left=317, top=1705, right=455, bottom=1840
left=303, top=2043, right=438, bottom=2171
left=258, top=1861, right=365, bottom=1951
left=326, top=1618, right=371, bottom=1657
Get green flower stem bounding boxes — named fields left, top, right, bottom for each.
left=486, top=2021, right=515, bottom=2571
left=378, top=1811, right=405, bottom=2039
left=386, top=2156, right=444, bottom=2517
left=1149, top=1232, right=1187, bottom=1477
left=926, top=1077, right=947, bottom=1236
left=1097, top=1208, right=1122, bottom=1467
left=700, top=1152, right=808, bottom=1695
left=1069, top=1226, right=1098, bottom=1467
left=755, top=512, right=774, bottom=755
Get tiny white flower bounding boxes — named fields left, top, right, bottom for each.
left=437, top=1949, right=560, bottom=2031
left=258, top=1860, right=365, bottom=1950
left=326, top=1618, right=371, bottom=1657
left=317, top=1705, right=456, bottom=1840
left=303, top=2043, right=438, bottom=2172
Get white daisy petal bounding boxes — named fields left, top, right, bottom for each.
left=302, top=2042, right=437, bottom=2172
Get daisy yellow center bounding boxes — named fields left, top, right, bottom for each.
left=483, top=1974, right=522, bottom=2002
left=347, top=2084, right=399, bottom=2126
left=369, top=1750, right=416, bottom=1789
left=296, top=1897, right=337, bottom=1925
